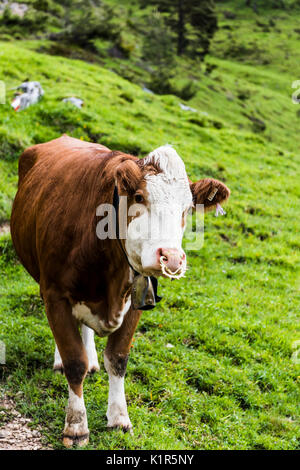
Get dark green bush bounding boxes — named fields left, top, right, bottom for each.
left=62, top=3, right=120, bottom=50
left=173, top=80, right=198, bottom=100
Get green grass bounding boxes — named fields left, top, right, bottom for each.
left=0, top=4, right=300, bottom=450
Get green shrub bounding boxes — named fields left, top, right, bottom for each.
left=62, top=3, right=120, bottom=50
left=173, top=80, right=198, bottom=100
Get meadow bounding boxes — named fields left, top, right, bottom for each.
left=0, top=1, right=299, bottom=450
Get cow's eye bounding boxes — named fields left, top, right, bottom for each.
left=134, top=193, right=144, bottom=203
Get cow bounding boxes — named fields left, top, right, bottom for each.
left=10, top=135, right=230, bottom=447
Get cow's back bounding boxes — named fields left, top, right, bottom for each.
left=17, top=135, right=109, bottom=186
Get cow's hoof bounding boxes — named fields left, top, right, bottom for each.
left=107, top=414, right=133, bottom=434
left=62, top=433, right=89, bottom=448
left=108, top=424, right=133, bottom=435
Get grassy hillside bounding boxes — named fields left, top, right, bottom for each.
left=0, top=3, right=299, bottom=450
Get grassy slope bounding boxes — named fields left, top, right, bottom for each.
left=192, top=1, right=300, bottom=155
left=0, top=6, right=299, bottom=450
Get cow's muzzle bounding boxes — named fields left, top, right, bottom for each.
left=157, top=248, right=186, bottom=279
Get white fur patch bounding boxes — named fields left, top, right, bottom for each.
left=72, top=299, right=131, bottom=337
left=53, top=344, right=63, bottom=370
left=104, top=353, right=132, bottom=430
left=125, top=145, right=192, bottom=274
left=72, top=303, right=107, bottom=336
left=64, top=386, right=88, bottom=437
left=54, top=327, right=100, bottom=373
left=144, top=145, right=190, bottom=182
left=144, top=145, right=192, bottom=207
left=81, top=325, right=100, bottom=372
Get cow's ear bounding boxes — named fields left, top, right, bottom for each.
left=190, top=178, right=230, bottom=212
left=115, top=159, right=142, bottom=194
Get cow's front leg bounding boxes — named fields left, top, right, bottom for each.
left=45, top=293, right=89, bottom=447
left=104, top=307, right=141, bottom=432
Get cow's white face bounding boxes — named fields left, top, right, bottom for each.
left=124, top=146, right=193, bottom=278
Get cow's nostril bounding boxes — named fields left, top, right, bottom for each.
left=156, top=248, right=186, bottom=276
left=157, top=248, right=163, bottom=257
left=156, top=248, right=186, bottom=279
left=157, top=248, right=168, bottom=263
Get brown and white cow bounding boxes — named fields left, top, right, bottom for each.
left=10, top=135, right=230, bottom=447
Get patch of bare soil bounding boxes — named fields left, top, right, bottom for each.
left=0, top=396, right=52, bottom=450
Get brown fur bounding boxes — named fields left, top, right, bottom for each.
left=190, top=177, right=230, bottom=211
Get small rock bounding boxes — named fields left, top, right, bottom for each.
left=62, top=97, right=84, bottom=109
left=0, top=396, right=51, bottom=450
left=142, top=86, right=154, bottom=95
left=179, top=103, right=197, bottom=112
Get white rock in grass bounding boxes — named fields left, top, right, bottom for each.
left=179, top=103, right=197, bottom=112
left=62, top=97, right=84, bottom=109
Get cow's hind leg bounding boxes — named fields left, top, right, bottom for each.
left=53, top=343, right=64, bottom=373
left=45, top=292, right=89, bottom=447
left=82, top=324, right=100, bottom=373
left=53, top=325, right=100, bottom=374
left=104, top=307, right=141, bottom=432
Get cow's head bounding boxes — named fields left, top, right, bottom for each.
left=115, top=145, right=230, bottom=278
